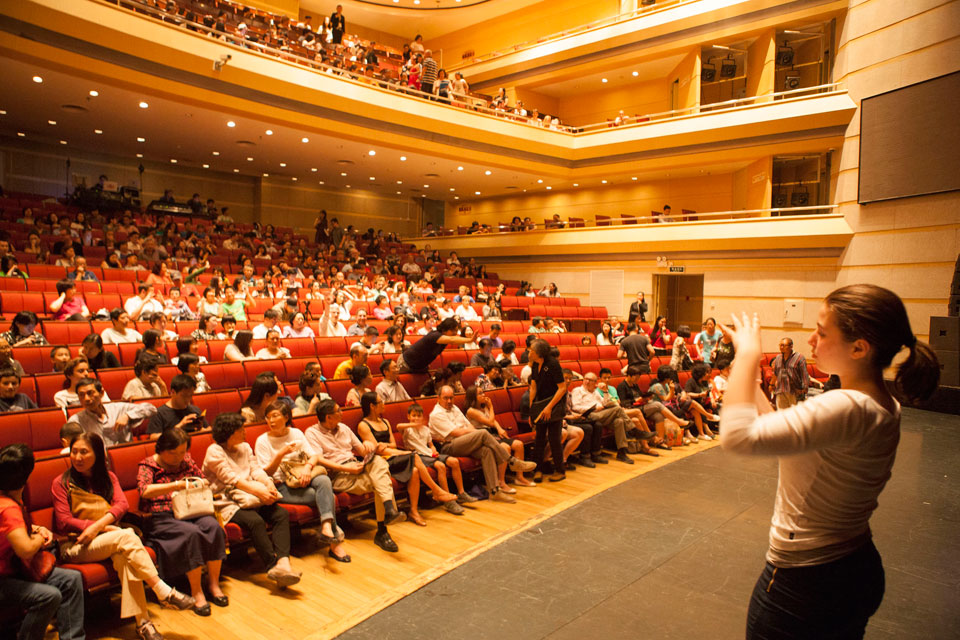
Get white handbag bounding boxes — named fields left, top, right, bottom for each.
left=171, top=477, right=215, bottom=520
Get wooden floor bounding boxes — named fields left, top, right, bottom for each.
left=84, top=441, right=719, bottom=640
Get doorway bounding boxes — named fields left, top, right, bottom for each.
left=651, top=274, right=704, bottom=332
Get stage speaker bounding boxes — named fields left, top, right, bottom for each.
left=934, top=350, right=959, bottom=387
left=930, top=316, right=960, bottom=351
left=777, top=43, right=795, bottom=66
left=701, top=60, right=716, bottom=82
left=720, top=56, right=737, bottom=78
left=790, top=186, right=809, bottom=206
left=785, top=74, right=801, bottom=90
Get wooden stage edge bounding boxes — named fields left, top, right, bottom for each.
left=312, top=441, right=720, bottom=640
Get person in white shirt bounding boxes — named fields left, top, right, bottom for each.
left=124, top=284, right=164, bottom=321
left=252, top=309, right=281, bottom=340
left=255, top=330, right=291, bottom=360
left=428, top=386, right=534, bottom=503
left=101, top=309, right=142, bottom=345
left=121, top=356, right=168, bottom=401
left=305, top=401, right=405, bottom=553
left=374, top=359, right=410, bottom=404
left=254, top=401, right=349, bottom=562
left=455, top=297, right=480, bottom=322
left=569, top=373, right=654, bottom=464
left=720, top=285, right=939, bottom=638
left=317, top=294, right=347, bottom=337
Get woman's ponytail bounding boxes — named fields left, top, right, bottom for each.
left=894, top=339, right=940, bottom=403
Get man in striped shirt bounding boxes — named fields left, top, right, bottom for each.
left=421, top=50, right=438, bottom=96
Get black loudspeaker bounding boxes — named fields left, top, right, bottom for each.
left=934, top=350, right=959, bottom=387
left=720, top=56, right=737, bottom=78
left=785, top=74, right=801, bottom=90
left=791, top=185, right=809, bottom=206
left=701, top=59, right=716, bottom=82
left=774, top=191, right=788, bottom=207
left=777, top=43, right=795, bottom=66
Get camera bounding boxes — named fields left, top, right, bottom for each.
left=213, top=54, right=232, bottom=72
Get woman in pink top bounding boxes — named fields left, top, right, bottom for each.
left=49, top=280, right=90, bottom=321
left=721, top=285, right=939, bottom=638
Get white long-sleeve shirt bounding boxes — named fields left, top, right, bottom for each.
left=721, top=389, right=900, bottom=568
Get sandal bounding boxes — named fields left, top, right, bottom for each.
left=499, top=485, right=517, bottom=494
left=409, top=512, right=427, bottom=526
left=639, top=449, right=660, bottom=457
left=655, top=441, right=672, bottom=451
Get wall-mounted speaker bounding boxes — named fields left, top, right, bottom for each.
left=777, top=43, right=795, bottom=66
left=720, top=56, right=737, bottom=78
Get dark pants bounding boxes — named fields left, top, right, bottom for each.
left=0, top=567, right=85, bottom=640
left=746, top=541, right=885, bottom=640
left=572, top=419, right=603, bottom=455
left=230, top=504, right=291, bottom=570
left=533, top=419, right=564, bottom=474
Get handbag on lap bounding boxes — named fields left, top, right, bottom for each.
left=170, top=477, right=215, bottom=519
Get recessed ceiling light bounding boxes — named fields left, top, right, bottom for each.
left=311, top=168, right=318, bottom=172
left=263, top=173, right=269, bottom=177
left=346, top=185, right=351, bottom=188
left=601, top=78, right=608, bottom=83
left=632, top=71, right=639, bottom=77
left=247, top=157, right=254, bottom=162
left=47, top=120, right=56, bottom=125
left=94, top=129, right=103, bottom=134
left=233, top=169, right=239, bottom=173
left=457, top=166, right=464, bottom=171
left=170, top=158, right=177, bottom=163
left=279, top=162, right=287, bottom=167
left=340, top=172, right=347, bottom=176
left=368, top=150, right=376, bottom=156
left=400, top=156, right=407, bottom=161
left=319, top=181, right=325, bottom=185
left=227, top=121, right=235, bottom=127
left=537, top=179, right=543, bottom=183
left=455, top=196, right=459, bottom=199
left=423, top=184, right=429, bottom=188
left=631, top=176, right=638, bottom=181
left=89, top=90, right=99, bottom=97
left=573, top=183, right=579, bottom=186
left=484, top=170, right=492, bottom=175
left=59, top=140, right=67, bottom=145
left=136, top=153, right=143, bottom=158
left=0, top=110, right=5, bottom=115
left=449, top=187, right=455, bottom=191
left=292, top=177, right=297, bottom=181
left=202, top=163, right=209, bottom=168
left=137, top=137, right=145, bottom=142
left=265, top=129, right=273, bottom=135
left=32, top=76, right=42, bottom=83
left=546, top=186, right=552, bottom=190
left=475, top=191, right=481, bottom=195
left=602, top=180, right=608, bottom=184
left=139, top=101, right=149, bottom=109
left=16, top=132, right=24, bottom=137
left=414, top=0, right=420, bottom=4
left=396, top=180, right=402, bottom=184
left=397, top=191, right=401, bottom=194
left=212, top=151, right=219, bottom=156
left=369, top=177, right=375, bottom=180
left=301, top=137, right=309, bottom=143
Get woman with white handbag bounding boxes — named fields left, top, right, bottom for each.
left=137, top=428, right=227, bottom=617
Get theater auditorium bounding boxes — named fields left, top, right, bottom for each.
left=0, top=1, right=957, bottom=639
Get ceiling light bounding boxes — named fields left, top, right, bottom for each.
left=455, top=196, right=459, bottom=199
left=457, top=166, right=464, bottom=171
left=346, top=185, right=351, bottom=188
left=202, top=163, right=209, bottom=168
left=136, top=153, right=143, bottom=158
left=484, top=170, right=492, bottom=175
left=546, top=186, right=552, bottom=190
left=573, top=183, right=579, bottom=186
left=311, top=168, right=318, bottom=172
left=631, top=176, right=638, bottom=181
left=94, top=129, right=103, bottom=134
left=368, top=150, right=376, bottom=156
left=226, top=120, right=236, bottom=127
left=263, top=173, right=269, bottom=177
left=170, top=158, right=177, bottom=163
left=233, top=169, right=239, bottom=173
left=400, top=156, right=407, bottom=161
left=449, top=188, right=455, bottom=191
left=247, top=157, right=254, bottom=162
left=59, top=140, right=67, bottom=145
left=47, top=120, right=56, bottom=125
left=265, top=129, right=273, bottom=135
left=537, top=179, right=543, bottom=183
left=319, top=181, right=325, bottom=185
left=396, top=180, right=402, bottom=184
left=475, top=191, right=481, bottom=195
left=414, top=0, right=420, bottom=4
left=137, top=137, right=145, bottom=142
left=139, top=101, right=149, bottom=109
left=292, top=177, right=297, bottom=181
left=0, top=110, right=5, bottom=115
left=397, top=191, right=401, bottom=194
left=89, top=90, right=99, bottom=97
left=369, top=177, right=375, bottom=180
left=423, top=184, right=429, bottom=188
left=601, top=180, right=608, bottom=184
left=301, top=137, right=309, bottom=143
left=340, top=172, right=347, bottom=176
left=212, top=151, right=219, bottom=156
left=601, top=78, right=608, bottom=83
left=279, top=162, right=286, bottom=167
left=632, top=71, right=639, bottom=77
left=17, top=132, right=25, bottom=137
left=32, top=76, right=43, bottom=83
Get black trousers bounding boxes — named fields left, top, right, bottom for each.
left=229, top=504, right=291, bottom=570
left=572, top=419, right=603, bottom=455
left=533, top=419, right=564, bottom=473
left=746, top=540, right=885, bottom=640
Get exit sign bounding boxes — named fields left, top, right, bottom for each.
left=669, top=266, right=685, bottom=273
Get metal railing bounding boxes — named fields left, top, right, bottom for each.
left=417, top=205, right=838, bottom=238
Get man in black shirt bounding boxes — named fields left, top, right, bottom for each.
left=619, top=323, right=654, bottom=373
left=617, top=365, right=687, bottom=444
left=148, top=375, right=207, bottom=435
left=330, top=4, right=345, bottom=44
left=398, top=318, right=472, bottom=374
left=528, top=339, right=567, bottom=482
left=0, top=366, right=37, bottom=412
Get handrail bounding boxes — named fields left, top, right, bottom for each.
left=102, top=0, right=844, bottom=138
left=416, top=205, right=838, bottom=238
left=450, top=0, right=696, bottom=69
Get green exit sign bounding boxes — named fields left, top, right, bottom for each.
left=669, top=266, right=685, bottom=273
